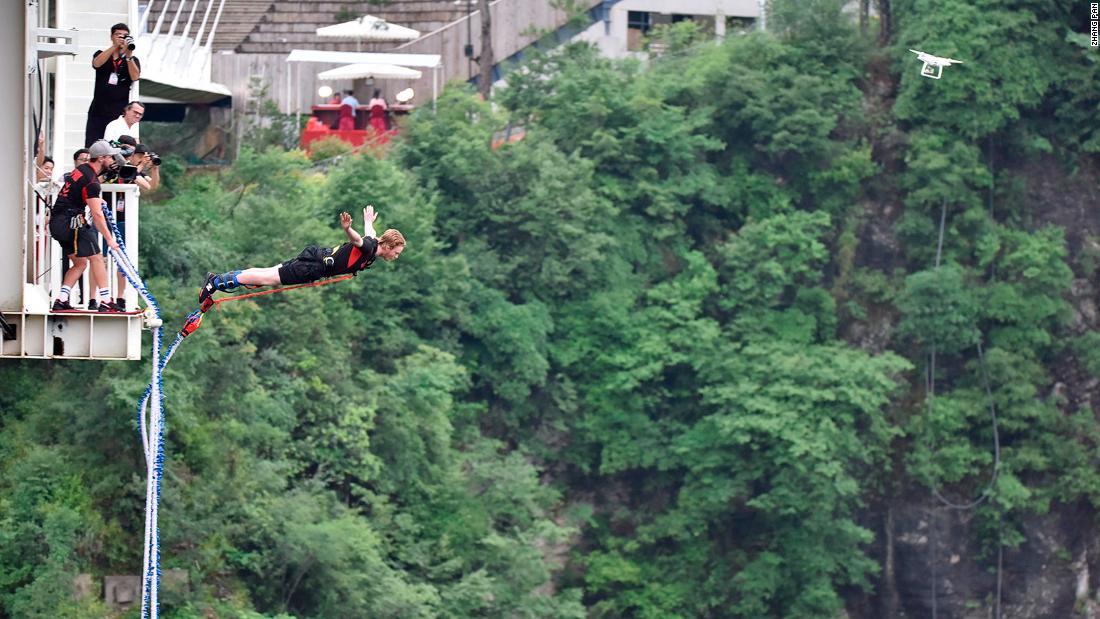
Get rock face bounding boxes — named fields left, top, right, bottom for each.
left=851, top=499, right=1097, bottom=618
left=837, top=152, right=1100, bottom=617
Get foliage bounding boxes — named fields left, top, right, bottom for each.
left=892, top=0, right=1063, bottom=139
left=896, top=264, right=980, bottom=355
left=241, top=77, right=302, bottom=152
left=1, top=3, right=1094, bottom=617
left=306, top=135, right=355, bottom=163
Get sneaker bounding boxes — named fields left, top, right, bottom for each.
left=199, top=272, right=217, bottom=305
left=97, top=300, right=122, bottom=313
left=87, top=299, right=98, bottom=311
left=52, top=299, right=73, bottom=311
left=115, top=298, right=127, bottom=312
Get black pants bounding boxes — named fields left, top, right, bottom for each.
left=85, top=112, right=115, bottom=147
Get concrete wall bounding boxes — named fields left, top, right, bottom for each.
left=55, top=0, right=137, bottom=167
left=0, top=2, right=26, bottom=311
left=604, top=0, right=759, bottom=14
left=392, top=0, right=598, bottom=99
left=212, top=52, right=371, bottom=119
left=575, top=0, right=760, bottom=59
left=213, top=0, right=602, bottom=117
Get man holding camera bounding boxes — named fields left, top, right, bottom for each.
left=86, top=23, right=141, bottom=147
left=99, top=137, right=160, bottom=309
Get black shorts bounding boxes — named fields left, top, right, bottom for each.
left=277, top=246, right=334, bottom=285
left=49, top=213, right=98, bottom=258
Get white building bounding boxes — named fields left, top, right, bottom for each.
left=575, top=0, right=763, bottom=58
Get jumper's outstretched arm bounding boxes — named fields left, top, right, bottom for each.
left=340, top=211, right=364, bottom=248
left=362, top=205, right=378, bottom=239
left=340, top=206, right=378, bottom=248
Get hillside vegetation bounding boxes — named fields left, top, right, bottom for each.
left=2, top=0, right=1098, bottom=617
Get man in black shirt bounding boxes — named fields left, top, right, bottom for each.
left=86, top=23, right=141, bottom=147
left=199, top=206, right=405, bottom=306
left=49, top=140, right=123, bottom=311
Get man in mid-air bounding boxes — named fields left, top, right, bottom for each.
left=199, top=206, right=405, bottom=306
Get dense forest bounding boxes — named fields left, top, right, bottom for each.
left=3, top=0, right=1099, bottom=616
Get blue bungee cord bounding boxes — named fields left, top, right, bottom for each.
left=99, top=203, right=165, bottom=619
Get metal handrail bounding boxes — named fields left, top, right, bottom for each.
left=32, top=181, right=141, bottom=311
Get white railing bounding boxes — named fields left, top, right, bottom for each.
left=34, top=183, right=141, bottom=311
left=135, top=0, right=227, bottom=90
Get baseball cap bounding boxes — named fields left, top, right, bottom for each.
left=88, top=140, right=121, bottom=158
left=134, top=144, right=150, bottom=154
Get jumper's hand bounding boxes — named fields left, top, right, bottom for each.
left=363, top=205, right=378, bottom=224
left=340, top=211, right=353, bottom=229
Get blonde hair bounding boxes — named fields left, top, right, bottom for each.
left=379, top=228, right=405, bottom=249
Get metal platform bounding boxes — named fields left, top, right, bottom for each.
left=1, top=0, right=145, bottom=361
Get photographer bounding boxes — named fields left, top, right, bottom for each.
left=86, top=23, right=140, bottom=147
left=102, top=138, right=158, bottom=190
left=132, top=145, right=161, bottom=191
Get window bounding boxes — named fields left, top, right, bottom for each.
left=626, top=11, right=651, bottom=51
left=627, top=11, right=651, bottom=32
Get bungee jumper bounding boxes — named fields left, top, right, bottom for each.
left=197, top=205, right=405, bottom=310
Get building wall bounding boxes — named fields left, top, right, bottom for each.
left=213, top=0, right=599, bottom=117
left=55, top=0, right=136, bottom=168
left=1, top=2, right=27, bottom=311
left=575, top=0, right=759, bottom=59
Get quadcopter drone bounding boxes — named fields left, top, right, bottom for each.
left=909, top=49, right=964, bottom=80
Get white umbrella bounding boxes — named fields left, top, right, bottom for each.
left=317, top=63, right=423, bottom=81
left=316, top=16, right=421, bottom=42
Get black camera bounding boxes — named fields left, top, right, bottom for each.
left=149, top=153, right=161, bottom=166
left=124, top=34, right=135, bottom=51
left=109, top=140, right=134, bottom=158
left=117, top=164, right=139, bottom=183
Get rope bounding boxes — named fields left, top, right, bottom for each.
left=208, top=274, right=354, bottom=307
left=923, top=197, right=1003, bottom=619
left=98, top=196, right=357, bottom=617
left=97, top=204, right=164, bottom=619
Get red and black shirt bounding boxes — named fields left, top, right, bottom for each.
left=53, top=163, right=102, bottom=217
left=329, top=237, right=379, bottom=275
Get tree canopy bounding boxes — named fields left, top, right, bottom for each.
left=2, top=1, right=1098, bottom=616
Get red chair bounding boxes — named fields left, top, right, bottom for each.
left=369, top=104, right=388, bottom=135
left=338, top=104, right=355, bottom=131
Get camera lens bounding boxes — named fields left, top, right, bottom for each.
left=124, top=35, right=135, bottom=51
left=150, top=155, right=161, bottom=166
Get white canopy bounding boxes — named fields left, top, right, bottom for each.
left=286, top=49, right=442, bottom=68
left=286, top=49, right=443, bottom=112
left=318, top=63, right=423, bottom=81
left=316, top=16, right=421, bottom=42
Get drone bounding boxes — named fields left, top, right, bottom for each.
left=909, top=49, right=964, bottom=80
